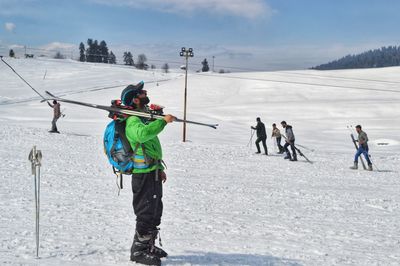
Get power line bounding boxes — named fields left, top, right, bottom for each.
left=278, top=71, right=400, bottom=85
left=196, top=72, right=400, bottom=94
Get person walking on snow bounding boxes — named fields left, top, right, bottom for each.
left=47, top=100, right=61, bottom=133
left=251, top=117, right=268, bottom=155
left=281, top=121, right=297, bottom=161
left=350, top=125, right=373, bottom=171
left=122, top=82, right=175, bottom=266
left=272, top=123, right=284, bottom=154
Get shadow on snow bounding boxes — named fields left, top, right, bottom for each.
left=165, top=251, right=302, bottom=266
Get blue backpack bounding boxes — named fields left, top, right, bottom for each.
left=103, top=118, right=151, bottom=192
left=103, top=119, right=134, bottom=175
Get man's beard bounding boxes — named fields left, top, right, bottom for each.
left=136, top=96, right=150, bottom=109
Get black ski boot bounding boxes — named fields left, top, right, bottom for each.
left=284, top=153, right=291, bottom=160
left=290, top=154, right=297, bottom=161
left=149, top=230, right=168, bottom=258
left=130, top=232, right=161, bottom=266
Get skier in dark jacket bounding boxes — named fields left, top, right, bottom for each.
left=350, top=125, right=373, bottom=171
left=251, top=117, right=268, bottom=155
left=122, top=82, right=175, bottom=266
left=281, top=121, right=297, bottom=161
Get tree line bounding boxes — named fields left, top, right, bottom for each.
left=312, top=45, right=400, bottom=70
left=8, top=38, right=220, bottom=73
left=79, top=39, right=116, bottom=64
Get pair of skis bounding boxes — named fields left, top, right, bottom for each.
left=281, top=135, right=313, bottom=164
left=43, top=91, right=218, bottom=129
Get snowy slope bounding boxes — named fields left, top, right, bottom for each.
left=0, top=58, right=399, bottom=266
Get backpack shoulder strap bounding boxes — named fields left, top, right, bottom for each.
left=114, top=120, right=133, bottom=155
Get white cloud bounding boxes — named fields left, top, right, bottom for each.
left=5, top=22, right=16, bottom=32
left=89, top=0, right=274, bottom=19
left=39, top=42, right=76, bottom=51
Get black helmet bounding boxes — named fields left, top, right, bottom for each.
left=121, top=81, right=144, bottom=106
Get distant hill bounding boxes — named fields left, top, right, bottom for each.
left=312, top=46, right=400, bottom=70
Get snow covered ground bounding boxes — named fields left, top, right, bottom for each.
left=0, top=58, right=399, bottom=266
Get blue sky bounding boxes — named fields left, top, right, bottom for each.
left=1, top=0, right=400, bottom=71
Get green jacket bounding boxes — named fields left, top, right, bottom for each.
left=125, top=116, right=167, bottom=173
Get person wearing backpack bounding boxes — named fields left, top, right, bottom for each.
left=121, top=82, right=175, bottom=266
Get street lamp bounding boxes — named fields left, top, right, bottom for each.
left=179, top=47, right=194, bottom=142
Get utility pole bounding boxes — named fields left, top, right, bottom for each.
left=179, top=47, right=194, bottom=142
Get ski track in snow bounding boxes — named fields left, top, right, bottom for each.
left=1, top=59, right=400, bottom=266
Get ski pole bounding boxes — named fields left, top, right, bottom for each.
left=1, top=56, right=47, bottom=101
left=368, top=154, right=380, bottom=172
left=29, top=146, right=42, bottom=258
left=247, top=128, right=255, bottom=148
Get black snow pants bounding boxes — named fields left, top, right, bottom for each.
left=255, top=137, right=268, bottom=154
left=131, top=169, right=163, bottom=235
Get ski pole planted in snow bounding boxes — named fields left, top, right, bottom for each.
left=247, top=128, right=255, bottom=148
left=28, top=146, right=42, bottom=258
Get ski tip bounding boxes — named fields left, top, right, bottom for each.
left=45, top=90, right=56, bottom=97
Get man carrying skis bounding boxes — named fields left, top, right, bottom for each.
left=251, top=117, right=268, bottom=155
left=281, top=121, right=297, bottom=161
left=122, top=82, right=175, bottom=265
left=351, top=125, right=373, bottom=171
left=47, top=100, right=61, bottom=133
left=272, top=123, right=284, bottom=154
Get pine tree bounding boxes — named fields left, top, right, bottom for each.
left=93, top=40, right=100, bottom=62
left=54, top=52, right=65, bottom=59
left=136, top=54, right=148, bottom=70
left=161, top=63, right=169, bottom=73
left=109, top=51, right=116, bottom=64
left=99, top=40, right=109, bottom=63
left=79, top=42, right=86, bottom=62
left=86, top=39, right=94, bottom=62
left=123, top=51, right=134, bottom=65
